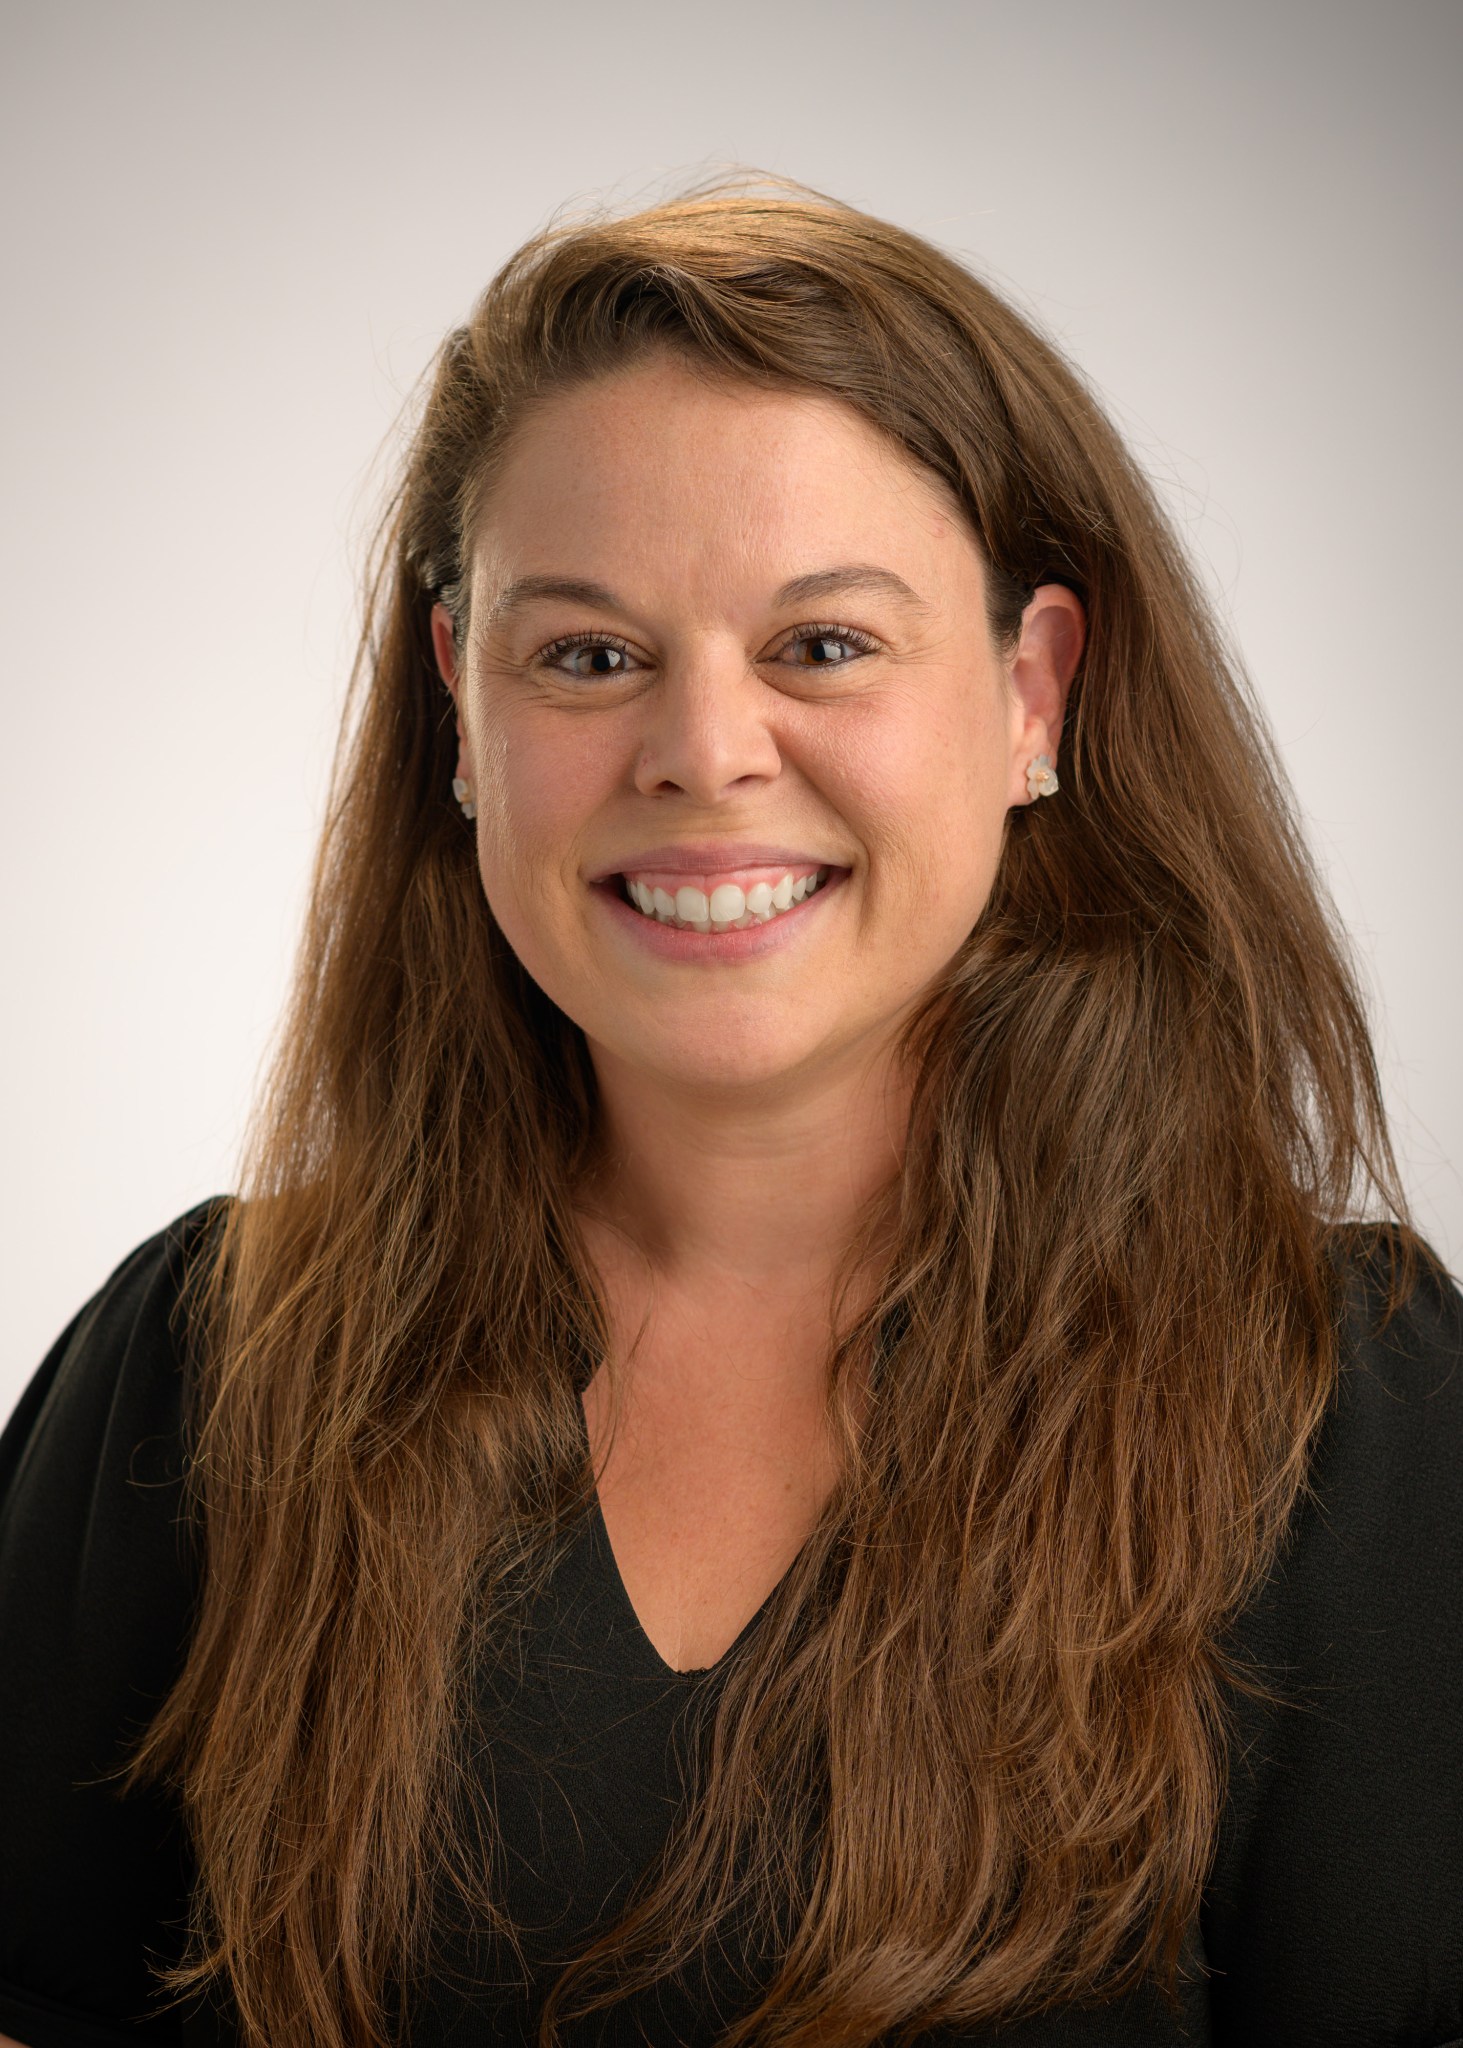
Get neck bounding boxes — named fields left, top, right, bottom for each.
left=577, top=1037, right=910, bottom=1311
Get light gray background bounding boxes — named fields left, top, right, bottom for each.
left=3, top=0, right=1460, bottom=1423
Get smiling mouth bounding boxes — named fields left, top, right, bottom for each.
left=616, top=866, right=833, bottom=933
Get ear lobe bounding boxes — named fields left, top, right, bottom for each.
left=1003, top=584, right=1086, bottom=806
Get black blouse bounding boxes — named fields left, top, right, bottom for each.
left=1, top=1203, right=1460, bottom=2047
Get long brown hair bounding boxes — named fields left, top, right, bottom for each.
left=129, top=173, right=1417, bottom=2045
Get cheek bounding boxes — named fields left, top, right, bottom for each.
left=467, top=711, right=606, bottom=923
left=835, top=685, right=1014, bottom=911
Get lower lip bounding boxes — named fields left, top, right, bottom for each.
left=591, top=870, right=849, bottom=961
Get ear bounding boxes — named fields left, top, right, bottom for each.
left=430, top=603, right=472, bottom=772
left=1005, top=583, right=1086, bottom=807
left=431, top=602, right=462, bottom=707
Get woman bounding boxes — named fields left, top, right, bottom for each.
left=1, top=176, right=1459, bottom=2048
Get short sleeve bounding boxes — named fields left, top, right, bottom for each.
left=0, top=1203, right=228, bottom=2048
left=1203, top=1234, right=1463, bottom=2045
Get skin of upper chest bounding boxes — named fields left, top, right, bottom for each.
left=580, top=1310, right=844, bottom=1673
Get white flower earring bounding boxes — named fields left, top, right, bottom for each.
left=1025, top=753, right=1059, bottom=801
left=451, top=776, right=477, bottom=821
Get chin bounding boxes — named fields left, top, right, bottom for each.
left=593, top=1017, right=837, bottom=1099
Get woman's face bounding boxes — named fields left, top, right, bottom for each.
left=433, top=356, right=1081, bottom=1103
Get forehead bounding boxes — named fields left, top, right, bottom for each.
left=470, top=357, right=980, bottom=607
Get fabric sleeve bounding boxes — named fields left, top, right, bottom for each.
left=0, top=1203, right=229, bottom=2048
left=1203, top=1233, right=1463, bottom=2046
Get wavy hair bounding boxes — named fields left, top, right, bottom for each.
left=128, top=173, right=1416, bottom=2045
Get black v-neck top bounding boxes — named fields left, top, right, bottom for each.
left=2, top=1202, right=1461, bottom=2047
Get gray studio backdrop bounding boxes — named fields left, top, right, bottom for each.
left=3, top=0, right=1460, bottom=1421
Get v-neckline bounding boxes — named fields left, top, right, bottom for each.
left=574, top=1393, right=787, bottom=1683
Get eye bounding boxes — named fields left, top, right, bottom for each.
left=777, top=623, right=882, bottom=668
left=531, top=621, right=883, bottom=680
left=534, top=631, right=639, bottom=679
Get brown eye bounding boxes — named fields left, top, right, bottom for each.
left=536, top=633, right=638, bottom=679
left=780, top=625, right=880, bottom=668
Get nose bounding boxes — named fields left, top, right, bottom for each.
left=632, top=645, right=783, bottom=803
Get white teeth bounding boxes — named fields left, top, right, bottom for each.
left=622, top=867, right=829, bottom=931
left=708, top=883, right=745, bottom=925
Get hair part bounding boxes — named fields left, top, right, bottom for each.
left=126, top=170, right=1418, bottom=2046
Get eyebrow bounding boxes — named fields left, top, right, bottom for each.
left=479, top=563, right=931, bottom=630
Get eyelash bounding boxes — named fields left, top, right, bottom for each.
left=532, top=621, right=882, bottom=677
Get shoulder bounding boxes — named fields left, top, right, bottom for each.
left=1203, top=1226, right=1463, bottom=2042
left=1294, top=1226, right=1463, bottom=1637
left=1331, top=1220, right=1463, bottom=1427
left=0, top=1200, right=233, bottom=2044
left=1226, top=1226, right=1463, bottom=1678
left=1287, top=1225, right=1463, bottom=1586
left=2, top=1197, right=231, bottom=1520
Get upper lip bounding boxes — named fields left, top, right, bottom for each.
left=588, top=843, right=844, bottom=882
